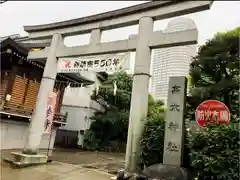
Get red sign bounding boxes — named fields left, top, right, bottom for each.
left=195, top=100, right=230, bottom=127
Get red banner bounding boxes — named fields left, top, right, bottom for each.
left=44, top=92, right=57, bottom=134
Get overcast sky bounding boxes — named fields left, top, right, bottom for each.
left=0, top=1, right=240, bottom=46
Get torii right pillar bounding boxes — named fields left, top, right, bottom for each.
left=125, top=17, right=153, bottom=172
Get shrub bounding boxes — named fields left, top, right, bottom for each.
left=140, top=115, right=165, bottom=167
left=188, top=123, right=240, bottom=180
left=83, top=130, right=101, bottom=150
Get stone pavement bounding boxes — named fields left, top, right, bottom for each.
left=0, top=161, right=113, bottom=180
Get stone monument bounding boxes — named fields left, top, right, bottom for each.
left=163, top=76, right=187, bottom=166
left=141, top=76, right=192, bottom=180
left=116, top=76, right=191, bottom=180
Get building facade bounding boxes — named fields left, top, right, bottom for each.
left=150, top=17, right=197, bottom=104
left=0, top=36, right=90, bottom=152
left=55, top=72, right=105, bottom=148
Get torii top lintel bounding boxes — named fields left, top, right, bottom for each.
left=24, top=1, right=213, bottom=39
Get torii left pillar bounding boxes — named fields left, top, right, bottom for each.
left=125, top=17, right=153, bottom=172
left=9, top=34, right=63, bottom=166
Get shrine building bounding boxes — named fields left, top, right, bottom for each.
left=0, top=35, right=95, bottom=151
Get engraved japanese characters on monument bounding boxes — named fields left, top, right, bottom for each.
left=163, top=76, right=187, bottom=166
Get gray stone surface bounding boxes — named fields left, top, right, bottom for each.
left=23, top=1, right=212, bottom=39
left=125, top=17, right=153, bottom=172
left=115, top=169, right=146, bottom=180
left=163, top=76, right=187, bottom=166
left=10, top=152, right=48, bottom=167
left=1, top=160, right=112, bottom=180
left=114, top=165, right=193, bottom=180
left=142, top=164, right=191, bottom=180
left=23, top=34, right=63, bottom=155
left=27, top=29, right=198, bottom=60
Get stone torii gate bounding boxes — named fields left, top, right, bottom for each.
left=14, top=1, right=212, bottom=171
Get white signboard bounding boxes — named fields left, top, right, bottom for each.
left=57, top=53, right=130, bottom=73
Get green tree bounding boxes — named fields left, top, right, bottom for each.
left=140, top=100, right=165, bottom=167
left=83, top=72, right=132, bottom=150
left=92, top=71, right=132, bottom=110
left=148, top=95, right=165, bottom=120
left=188, top=27, right=240, bottom=179
left=83, top=71, right=165, bottom=151
left=187, top=27, right=240, bottom=121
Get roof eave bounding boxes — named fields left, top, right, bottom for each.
left=1, top=38, right=28, bottom=55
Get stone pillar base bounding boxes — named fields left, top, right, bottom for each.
left=142, top=163, right=193, bottom=180
left=4, top=152, right=48, bottom=168
left=114, top=164, right=194, bottom=180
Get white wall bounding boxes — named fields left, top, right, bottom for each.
left=0, top=120, right=56, bottom=155
left=61, top=72, right=103, bottom=129
left=60, top=72, right=104, bottom=146
left=63, top=87, right=92, bottom=107
left=60, top=106, right=93, bottom=131
left=60, top=105, right=96, bottom=146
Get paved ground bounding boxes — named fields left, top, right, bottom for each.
left=51, top=149, right=125, bottom=174
left=0, top=149, right=124, bottom=180
left=1, top=160, right=113, bottom=180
